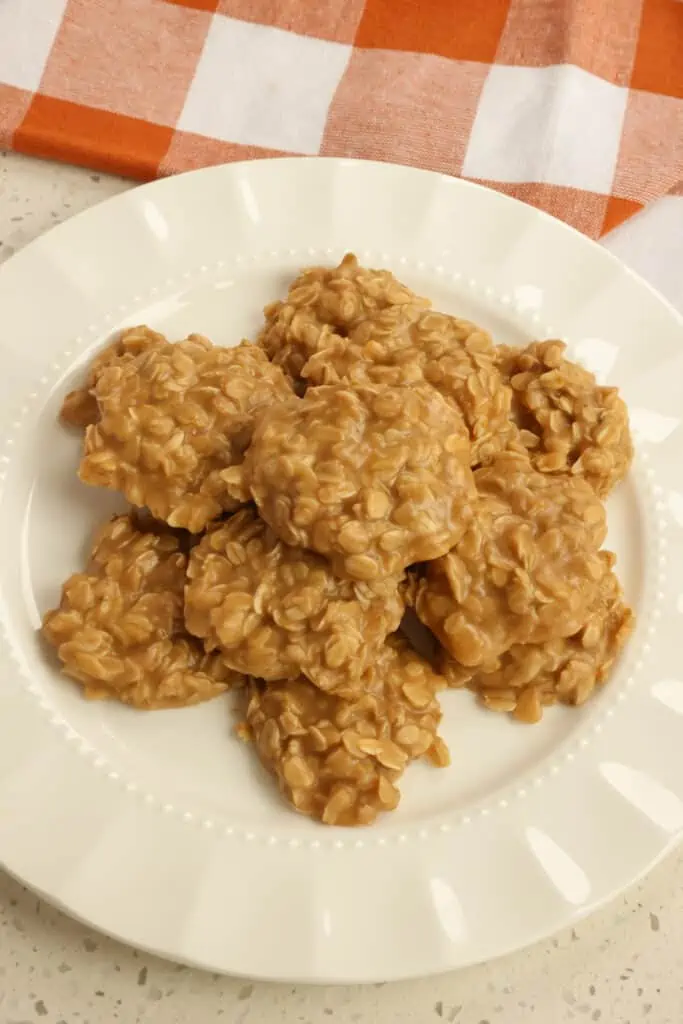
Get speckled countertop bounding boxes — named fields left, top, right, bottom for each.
left=1, top=150, right=683, bottom=1024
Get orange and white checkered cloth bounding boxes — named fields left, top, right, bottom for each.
left=0, top=0, right=681, bottom=239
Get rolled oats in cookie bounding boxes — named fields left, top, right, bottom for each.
left=60, top=325, right=167, bottom=428
left=244, top=635, right=449, bottom=826
left=42, top=514, right=242, bottom=709
left=41, top=254, right=637, bottom=821
left=78, top=335, right=292, bottom=532
left=259, top=253, right=429, bottom=380
left=464, top=551, right=634, bottom=723
left=231, top=383, right=475, bottom=581
left=497, top=339, right=633, bottom=497
left=185, top=507, right=405, bottom=694
left=304, top=308, right=515, bottom=465
left=416, top=450, right=608, bottom=669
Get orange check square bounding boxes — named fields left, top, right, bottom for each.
left=40, top=0, right=214, bottom=126
left=161, top=130, right=288, bottom=174
left=631, top=0, right=683, bottom=99
left=164, top=0, right=221, bottom=9
left=496, top=0, right=642, bottom=86
left=0, top=85, right=33, bottom=149
left=322, top=49, right=489, bottom=176
left=356, top=0, right=512, bottom=64
left=612, top=90, right=683, bottom=203
left=602, top=196, right=644, bottom=235
left=218, top=0, right=366, bottom=43
left=14, top=96, right=173, bottom=179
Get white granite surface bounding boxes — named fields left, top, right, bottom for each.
left=1, top=149, right=682, bottom=1024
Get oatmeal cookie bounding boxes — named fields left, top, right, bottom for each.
left=304, top=307, right=515, bottom=465
left=497, top=340, right=632, bottom=497
left=244, top=635, right=449, bottom=825
left=456, top=552, right=634, bottom=722
left=259, top=253, right=429, bottom=380
left=416, top=451, right=608, bottom=669
left=79, top=335, right=292, bottom=532
left=42, top=515, right=242, bottom=709
left=227, top=384, right=475, bottom=581
left=60, top=325, right=166, bottom=428
left=185, top=508, right=405, bottom=694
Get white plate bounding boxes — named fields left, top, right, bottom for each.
left=0, top=157, right=681, bottom=984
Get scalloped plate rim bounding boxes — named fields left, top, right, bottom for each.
left=0, top=157, right=681, bottom=983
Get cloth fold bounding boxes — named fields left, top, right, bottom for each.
left=0, top=0, right=681, bottom=238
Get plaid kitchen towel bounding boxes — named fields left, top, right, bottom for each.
left=0, top=0, right=681, bottom=238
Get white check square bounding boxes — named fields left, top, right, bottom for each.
left=0, top=0, right=68, bottom=91
left=462, top=64, right=628, bottom=194
left=178, top=16, right=351, bottom=154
